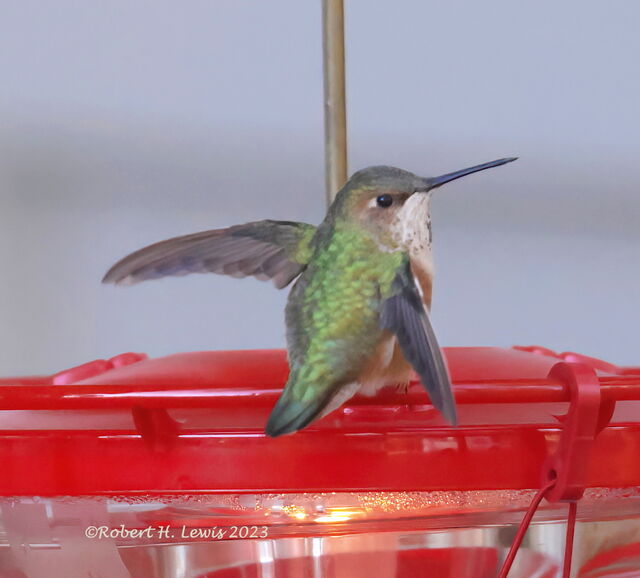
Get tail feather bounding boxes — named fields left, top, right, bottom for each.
left=265, top=389, right=332, bottom=437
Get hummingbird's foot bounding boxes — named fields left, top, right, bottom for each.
left=395, top=381, right=411, bottom=394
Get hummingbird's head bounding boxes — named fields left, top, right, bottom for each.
left=335, top=158, right=517, bottom=251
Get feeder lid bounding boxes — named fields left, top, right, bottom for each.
left=0, top=346, right=638, bottom=496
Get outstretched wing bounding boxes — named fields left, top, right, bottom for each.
left=102, top=220, right=317, bottom=289
left=380, top=260, right=457, bottom=425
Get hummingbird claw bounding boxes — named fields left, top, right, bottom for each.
left=395, top=381, right=410, bottom=394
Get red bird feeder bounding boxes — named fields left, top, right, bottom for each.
left=1, top=345, right=639, bottom=577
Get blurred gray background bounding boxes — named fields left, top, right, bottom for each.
left=0, top=0, right=638, bottom=375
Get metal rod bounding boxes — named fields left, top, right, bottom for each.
left=322, top=0, right=348, bottom=203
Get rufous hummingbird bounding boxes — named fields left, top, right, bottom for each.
left=103, top=157, right=517, bottom=436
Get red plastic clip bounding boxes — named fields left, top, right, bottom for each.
left=543, top=362, right=604, bottom=503
left=500, top=362, right=609, bottom=578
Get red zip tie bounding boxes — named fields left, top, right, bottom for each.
left=498, top=489, right=578, bottom=578
left=497, top=479, right=556, bottom=578
left=563, top=501, right=578, bottom=578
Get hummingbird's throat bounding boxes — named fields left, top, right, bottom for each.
left=391, top=192, right=433, bottom=253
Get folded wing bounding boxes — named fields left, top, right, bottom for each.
left=380, top=260, right=457, bottom=425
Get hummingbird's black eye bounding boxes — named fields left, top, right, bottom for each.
left=376, top=194, right=393, bottom=208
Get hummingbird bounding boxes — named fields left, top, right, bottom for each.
left=103, top=157, right=517, bottom=436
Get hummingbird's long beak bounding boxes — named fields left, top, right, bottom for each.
left=422, top=157, right=518, bottom=190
